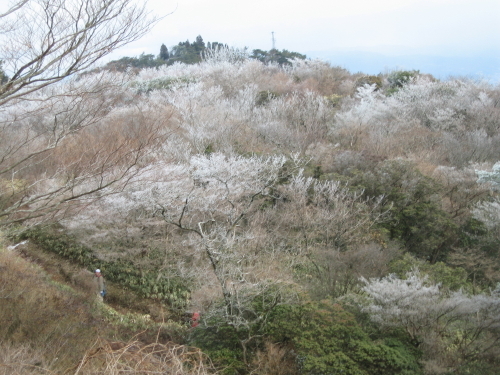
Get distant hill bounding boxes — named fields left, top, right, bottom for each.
left=98, top=35, right=306, bottom=72
left=307, top=49, right=500, bottom=82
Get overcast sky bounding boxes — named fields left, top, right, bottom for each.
left=109, top=0, right=499, bottom=79
left=1, top=0, right=493, bottom=79
left=1, top=0, right=497, bottom=78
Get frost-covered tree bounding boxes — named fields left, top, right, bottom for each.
left=0, top=0, right=160, bottom=225
left=361, top=271, right=442, bottom=342
left=0, top=73, right=169, bottom=225
left=202, top=45, right=249, bottom=65
left=92, top=152, right=301, bottom=359
left=150, top=153, right=289, bottom=307
left=476, top=162, right=500, bottom=191
left=73, top=152, right=294, bottom=315
left=333, top=77, right=500, bottom=164
left=473, top=199, right=500, bottom=231
left=245, top=173, right=391, bottom=300
left=362, top=271, right=500, bottom=372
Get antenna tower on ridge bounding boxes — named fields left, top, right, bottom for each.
left=271, top=31, right=276, bottom=50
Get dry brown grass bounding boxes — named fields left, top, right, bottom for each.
left=0, top=342, right=51, bottom=375
left=251, top=342, right=298, bottom=375
left=0, top=339, right=217, bottom=375
left=0, top=247, right=101, bottom=370
left=0, top=245, right=216, bottom=374
left=69, top=339, right=216, bottom=375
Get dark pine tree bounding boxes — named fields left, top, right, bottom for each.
left=195, top=35, right=205, bottom=49
left=159, top=43, right=169, bottom=61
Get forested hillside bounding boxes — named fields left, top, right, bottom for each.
left=2, top=20, right=500, bottom=375
left=98, top=35, right=307, bottom=72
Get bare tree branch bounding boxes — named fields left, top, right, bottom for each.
left=0, top=0, right=160, bottom=106
left=0, top=0, right=167, bottom=226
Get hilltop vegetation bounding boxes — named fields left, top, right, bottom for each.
left=2, top=18, right=500, bottom=375
left=97, top=35, right=307, bottom=72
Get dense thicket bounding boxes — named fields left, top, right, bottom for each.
left=3, top=45, right=500, bottom=374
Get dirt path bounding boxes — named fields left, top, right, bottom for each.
left=13, top=239, right=178, bottom=323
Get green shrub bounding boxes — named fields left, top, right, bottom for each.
left=386, top=70, right=419, bottom=94
left=344, top=160, right=458, bottom=262
left=190, top=325, right=247, bottom=375
left=389, top=253, right=471, bottom=292
left=18, top=226, right=190, bottom=309
left=265, top=300, right=422, bottom=375
left=131, top=76, right=193, bottom=94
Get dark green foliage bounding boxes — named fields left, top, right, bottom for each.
left=99, top=36, right=307, bottom=71
left=17, top=226, right=190, bottom=309
left=167, top=37, right=231, bottom=65
left=190, top=324, right=247, bottom=374
left=159, top=43, right=170, bottom=61
left=450, top=360, right=500, bottom=375
left=250, top=49, right=268, bottom=62
left=204, top=143, right=215, bottom=155
left=387, top=70, right=419, bottom=93
left=96, top=34, right=218, bottom=71
left=265, top=301, right=422, bottom=375
left=389, top=253, right=471, bottom=292
left=393, top=200, right=456, bottom=262
left=250, top=49, right=306, bottom=66
left=195, top=35, right=205, bottom=49
left=170, top=38, right=204, bottom=64
left=131, top=76, right=193, bottom=94
left=208, top=41, right=228, bottom=51
left=104, top=53, right=166, bottom=71
left=450, top=217, right=500, bottom=288
left=345, top=160, right=458, bottom=262
left=189, top=285, right=296, bottom=373
left=459, top=217, right=500, bottom=257
left=313, top=165, right=323, bottom=179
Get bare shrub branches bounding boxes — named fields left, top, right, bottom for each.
left=71, top=339, right=216, bottom=375
left=0, top=0, right=162, bottom=226
left=0, top=79, right=171, bottom=225
left=362, top=271, right=500, bottom=372
left=0, top=0, right=159, bottom=106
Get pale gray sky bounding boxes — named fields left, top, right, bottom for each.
left=116, top=0, right=499, bottom=57
left=1, top=0, right=496, bottom=78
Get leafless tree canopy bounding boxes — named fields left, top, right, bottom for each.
left=0, top=0, right=162, bottom=226
left=0, top=0, right=158, bottom=105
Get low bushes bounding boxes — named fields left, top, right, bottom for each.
left=18, top=226, right=190, bottom=309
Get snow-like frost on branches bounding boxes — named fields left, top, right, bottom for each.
left=252, top=90, right=333, bottom=152
left=65, top=153, right=288, bottom=232
left=473, top=198, right=500, bottom=230
left=361, top=271, right=500, bottom=343
left=190, top=153, right=286, bottom=193
left=202, top=46, right=249, bottom=65
left=361, top=271, right=441, bottom=326
left=476, top=162, right=500, bottom=191
left=335, top=84, right=388, bottom=129
left=284, top=58, right=339, bottom=81
left=335, top=78, right=496, bottom=134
